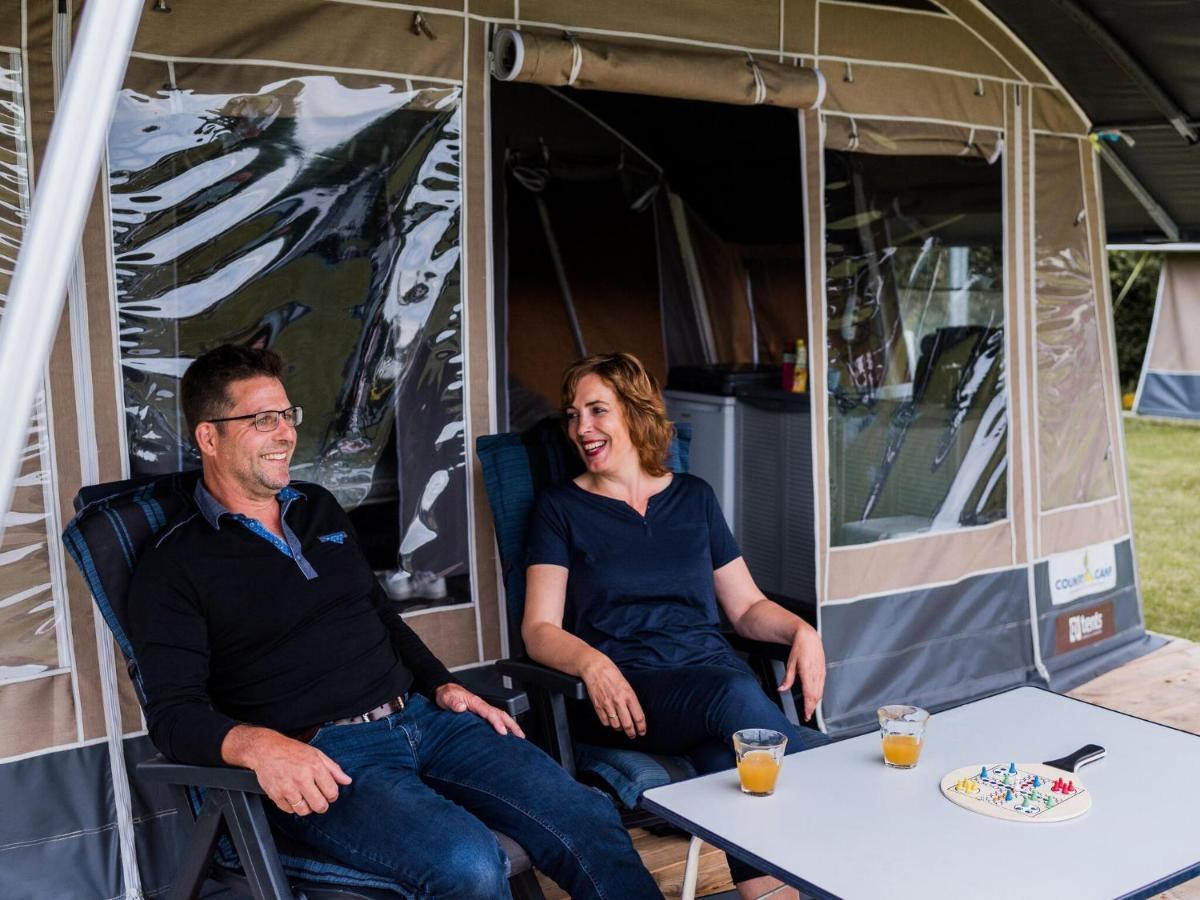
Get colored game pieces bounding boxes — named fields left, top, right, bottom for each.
left=1033, top=776, right=1041, bottom=787
left=1008, top=762, right=1017, bottom=774
left=1049, top=777, right=1076, bottom=794
left=1004, top=788, right=1013, bottom=802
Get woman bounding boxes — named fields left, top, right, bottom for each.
left=524, top=352, right=828, bottom=900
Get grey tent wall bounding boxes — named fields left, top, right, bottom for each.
left=0, top=736, right=183, bottom=898
left=819, top=569, right=1039, bottom=736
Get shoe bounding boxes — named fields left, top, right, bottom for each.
left=380, top=569, right=447, bottom=601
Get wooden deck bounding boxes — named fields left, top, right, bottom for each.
left=538, top=637, right=1200, bottom=899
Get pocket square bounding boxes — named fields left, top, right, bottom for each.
left=318, top=531, right=347, bottom=544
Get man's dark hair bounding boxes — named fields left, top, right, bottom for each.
left=181, top=344, right=285, bottom=437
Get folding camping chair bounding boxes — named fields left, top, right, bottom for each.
left=62, top=471, right=544, bottom=900
left=475, top=419, right=804, bottom=817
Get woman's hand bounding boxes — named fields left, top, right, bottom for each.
left=580, top=653, right=646, bottom=739
left=778, top=620, right=826, bottom=722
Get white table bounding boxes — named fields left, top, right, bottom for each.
left=641, top=686, right=1200, bottom=900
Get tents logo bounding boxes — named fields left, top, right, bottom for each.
left=1048, top=542, right=1117, bottom=606
left=1055, top=601, right=1116, bottom=655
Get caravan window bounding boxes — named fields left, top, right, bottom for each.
left=824, top=146, right=1006, bottom=546
left=107, top=71, right=470, bottom=609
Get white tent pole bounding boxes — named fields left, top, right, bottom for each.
left=0, top=0, right=142, bottom=532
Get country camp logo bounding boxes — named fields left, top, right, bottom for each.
left=1048, top=542, right=1117, bottom=606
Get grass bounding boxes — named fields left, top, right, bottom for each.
left=1124, top=416, right=1200, bottom=642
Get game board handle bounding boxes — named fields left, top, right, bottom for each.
left=1043, top=744, right=1106, bottom=772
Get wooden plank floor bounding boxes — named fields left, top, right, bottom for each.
left=538, top=637, right=1200, bottom=899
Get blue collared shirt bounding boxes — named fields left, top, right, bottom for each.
left=194, top=480, right=318, bottom=580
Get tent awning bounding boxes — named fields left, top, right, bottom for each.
left=982, top=0, right=1200, bottom=245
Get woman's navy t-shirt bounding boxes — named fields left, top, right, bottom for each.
left=526, top=473, right=745, bottom=672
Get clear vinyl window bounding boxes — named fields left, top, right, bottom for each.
left=1033, top=136, right=1117, bottom=509
left=824, top=147, right=1007, bottom=546
left=108, top=72, right=470, bottom=608
left=1, top=52, right=67, bottom=682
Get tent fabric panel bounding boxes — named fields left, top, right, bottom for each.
left=473, top=0, right=516, bottom=18
left=1038, top=499, right=1127, bottom=559
left=1032, top=135, right=1117, bottom=511
left=464, top=19, right=501, bottom=661
left=516, top=0, right=785, bottom=50
left=0, top=672, right=77, bottom=759
left=781, top=0, right=817, bottom=57
left=130, top=2, right=465, bottom=82
left=822, top=115, right=1001, bottom=158
left=406, top=605, right=485, bottom=668
left=0, top=741, right=122, bottom=899
left=1145, top=254, right=1200, bottom=372
left=817, top=3, right=1017, bottom=80
left=1033, top=539, right=1156, bottom=692
left=822, top=64, right=1004, bottom=128
left=497, top=29, right=823, bottom=109
left=935, top=0, right=1050, bottom=84
left=820, top=567, right=1034, bottom=735
left=825, top=522, right=1011, bottom=603
left=1136, top=374, right=1200, bottom=421
left=1031, top=85, right=1087, bottom=136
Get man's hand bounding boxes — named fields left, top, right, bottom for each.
left=434, top=683, right=526, bottom=738
left=778, top=620, right=826, bottom=722
left=222, top=725, right=352, bottom=817
left=580, top=653, right=646, bottom=740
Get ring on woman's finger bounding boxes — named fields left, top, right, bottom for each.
left=608, top=713, right=619, bottom=720
left=290, top=799, right=307, bottom=808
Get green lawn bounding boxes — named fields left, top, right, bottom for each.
left=1124, top=417, right=1200, bottom=641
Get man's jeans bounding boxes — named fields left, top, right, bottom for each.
left=266, top=693, right=662, bottom=900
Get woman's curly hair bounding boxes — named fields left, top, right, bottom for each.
left=560, top=352, right=674, bottom=477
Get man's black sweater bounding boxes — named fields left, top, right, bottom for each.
left=127, top=480, right=456, bottom=766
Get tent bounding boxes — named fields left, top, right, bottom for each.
left=0, top=1, right=1183, bottom=896
left=1133, top=252, right=1200, bottom=420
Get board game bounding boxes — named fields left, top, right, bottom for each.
left=940, top=745, right=1105, bottom=823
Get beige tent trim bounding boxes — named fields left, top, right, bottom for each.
left=817, top=2, right=1034, bottom=83
left=819, top=560, right=1024, bottom=607
left=129, top=50, right=462, bottom=85
left=1040, top=503, right=1127, bottom=558
left=826, top=522, right=1013, bottom=602
left=816, top=54, right=1036, bottom=87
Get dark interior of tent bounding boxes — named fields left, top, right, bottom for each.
left=492, top=83, right=1007, bottom=612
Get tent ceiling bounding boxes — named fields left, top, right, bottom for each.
left=981, top=0, right=1200, bottom=244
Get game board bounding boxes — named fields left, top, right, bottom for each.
left=940, top=744, right=1105, bottom=823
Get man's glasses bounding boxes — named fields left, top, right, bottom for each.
left=206, top=406, right=304, bottom=432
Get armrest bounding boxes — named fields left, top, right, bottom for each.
left=724, top=632, right=791, bottom=663
left=454, top=664, right=532, bottom=716
left=138, top=754, right=264, bottom=793
left=495, top=657, right=589, bottom=701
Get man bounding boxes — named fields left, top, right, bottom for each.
left=128, top=345, right=662, bottom=900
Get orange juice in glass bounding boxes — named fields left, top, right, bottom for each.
left=877, top=705, right=930, bottom=769
left=733, top=729, right=787, bottom=796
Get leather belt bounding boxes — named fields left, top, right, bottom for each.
left=289, top=695, right=406, bottom=743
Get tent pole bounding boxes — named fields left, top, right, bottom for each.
left=0, top=0, right=142, bottom=532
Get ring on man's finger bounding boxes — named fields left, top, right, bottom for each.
left=291, top=800, right=307, bottom=808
